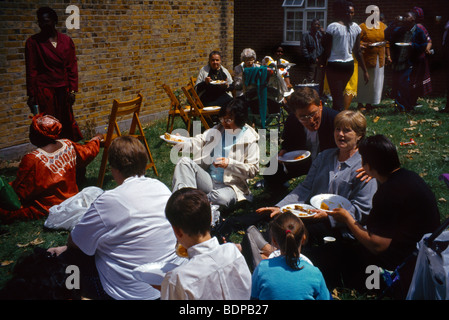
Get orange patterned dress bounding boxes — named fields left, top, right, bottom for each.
left=0, top=138, right=100, bottom=222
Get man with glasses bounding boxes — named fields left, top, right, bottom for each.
left=261, top=87, right=338, bottom=194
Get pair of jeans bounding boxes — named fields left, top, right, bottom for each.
left=325, top=61, right=354, bottom=111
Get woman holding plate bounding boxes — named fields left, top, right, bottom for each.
left=356, top=10, right=390, bottom=111
left=195, top=50, right=234, bottom=107
left=384, top=11, right=428, bottom=111
left=256, top=110, right=377, bottom=245
left=172, top=99, right=259, bottom=210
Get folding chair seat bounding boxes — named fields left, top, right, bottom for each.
left=162, top=84, right=192, bottom=133
left=181, top=83, right=221, bottom=130
left=97, top=93, right=157, bottom=188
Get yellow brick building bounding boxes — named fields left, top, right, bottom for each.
left=0, top=0, right=234, bottom=160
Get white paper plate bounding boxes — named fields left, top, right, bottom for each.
left=203, top=106, right=221, bottom=111
left=310, top=194, right=351, bottom=213
left=369, top=41, right=386, bottom=47
left=132, top=262, right=180, bottom=286
left=395, top=42, right=411, bottom=46
left=295, top=83, right=319, bottom=87
left=280, top=203, right=317, bottom=218
left=160, top=134, right=190, bottom=145
left=278, top=150, right=311, bottom=163
left=210, top=80, right=226, bottom=85
left=284, top=88, right=294, bottom=97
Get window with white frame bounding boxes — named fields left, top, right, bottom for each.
left=283, top=0, right=327, bottom=45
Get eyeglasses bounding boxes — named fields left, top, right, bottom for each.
left=298, top=109, right=320, bottom=122
left=219, top=117, right=234, bottom=124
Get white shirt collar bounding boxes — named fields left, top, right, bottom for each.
left=187, top=237, right=219, bottom=259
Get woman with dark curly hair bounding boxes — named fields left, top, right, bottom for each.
left=172, top=98, right=259, bottom=209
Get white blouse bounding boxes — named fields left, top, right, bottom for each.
left=326, top=22, right=361, bottom=62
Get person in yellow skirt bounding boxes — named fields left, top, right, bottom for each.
left=323, top=57, right=358, bottom=110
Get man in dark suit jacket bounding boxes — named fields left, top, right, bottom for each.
left=263, top=87, right=338, bottom=190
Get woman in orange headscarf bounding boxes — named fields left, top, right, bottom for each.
left=0, top=114, right=102, bottom=222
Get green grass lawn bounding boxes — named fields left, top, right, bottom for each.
left=0, top=96, right=448, bottom=299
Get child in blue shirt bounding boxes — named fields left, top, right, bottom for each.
left=251, top=212, right=330, bottom=300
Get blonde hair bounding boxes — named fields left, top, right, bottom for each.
left=334, top=110, right=367, bottom=144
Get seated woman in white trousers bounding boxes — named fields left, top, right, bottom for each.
left=172, top=99, right=260, bottom=208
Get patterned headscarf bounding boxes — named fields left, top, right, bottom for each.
left=31, top=113, right=62, bottom=140
left=412, top=7, right=424, bottom=22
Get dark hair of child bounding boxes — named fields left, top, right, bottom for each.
left=165, top=188, right=211, bottom=237
left=269, top=212, right=307, bottom=270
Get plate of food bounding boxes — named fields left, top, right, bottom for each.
left=278, top=150, right=311, bottom=163
left=210, top=80, right=227, bottom=85
left=132, top=262, right=180, bottom=286
left=395, top=42, right=411, bottom=46
left=203, top=106, right=221, bottom=111
left=310, top=194, right=351, bottom=213
left=160, top=132, right=190, bottom=144
left=280, top=203, right=317, bottom=218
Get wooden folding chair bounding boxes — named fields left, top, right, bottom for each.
left=97, top=93, right=158, bottom=188
left=181, top=83, right=220, bottom=130
left=190, top=76, right=197, bottom=87
left=162, top=84, right=192, bottom=133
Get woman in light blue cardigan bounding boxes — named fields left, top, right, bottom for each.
left=257, top=110, right=377, bottom=244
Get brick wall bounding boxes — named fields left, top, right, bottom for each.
left=234, top=0, right=449, bottom=96
left=234, top=0, right=286, bottom=69
left=0, top=0, right=234, bottom=159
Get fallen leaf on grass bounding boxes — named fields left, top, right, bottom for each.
left=332, top=289, right=341, bottom=300
left=439, top=198, right=447, bottom=203
left=407, top=149, right=420, bottom=154
left=419, top=172, right=427, bottom=177
left=17, top=238, right=44, bottom=248
left=403, top=127, right=416, bottom=132
left=1, top=260, right=14, bottom=267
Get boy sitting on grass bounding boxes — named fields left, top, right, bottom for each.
left=161, top=188, right=252, bottom=300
